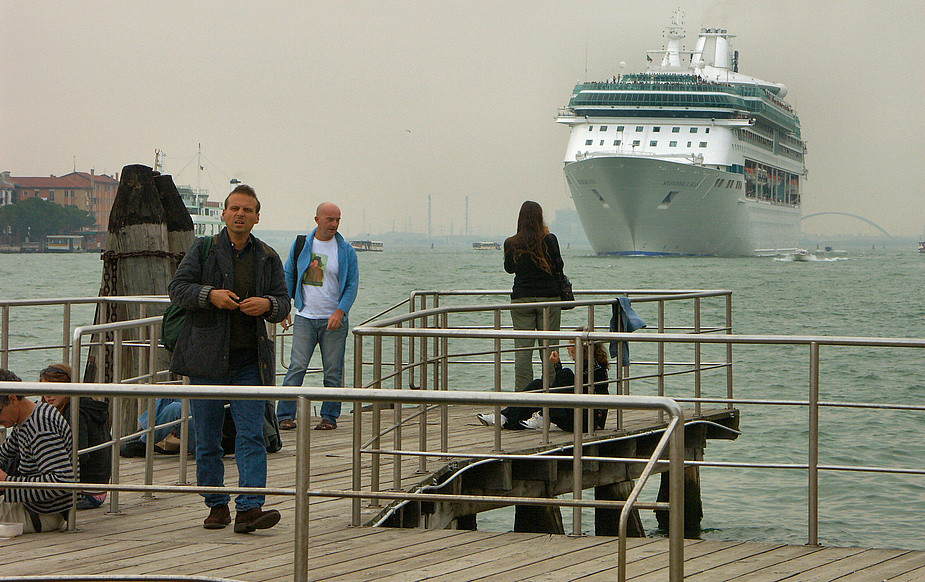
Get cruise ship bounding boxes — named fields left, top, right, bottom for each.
left=556, top=11, right=806, bottom=256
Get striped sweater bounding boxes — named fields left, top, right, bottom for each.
left=0, top=402, right=74, bottom=514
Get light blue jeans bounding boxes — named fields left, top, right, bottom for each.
left=277, top=315, right=348, bottom=424
left=189, top=361, right=267, bottom=512
left=139, top=399, right=196, bottom=453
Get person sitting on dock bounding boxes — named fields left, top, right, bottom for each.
left=477, top=333, right=610, bottom=431
left=40, top=363, right=111, bottom=510
left=168, top=184, right=290, bottom=534
left=0, top=368, right=75, bottom=532
left=119, top=398, right=196, bottom=458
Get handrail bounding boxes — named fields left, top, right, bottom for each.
left=0, top=380, right=687, bottom=582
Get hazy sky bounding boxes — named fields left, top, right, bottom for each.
left=2, top=1, right=922, bottom=238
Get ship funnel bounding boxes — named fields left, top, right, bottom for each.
left=692, top=34, right=706, bottom=66
left=714, top=34, right=730, bottom=69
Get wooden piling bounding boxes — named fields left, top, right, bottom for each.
left=86, top=164, right=194, bottom=431
left=595, top=480, right=646, bottom=537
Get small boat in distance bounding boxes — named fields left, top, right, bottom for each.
left=472, top=241, right=501, bottom=251
left=350, top=240, right=384, bottom=252
left=919, top=241, right=925, bottom=254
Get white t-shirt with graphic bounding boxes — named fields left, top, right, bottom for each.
left=297, top=236, right=340, bottom=319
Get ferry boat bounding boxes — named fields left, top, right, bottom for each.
left=350, top=240, right=384, bottom=252
left=472, top=241, right=501, bottom=251
left=154, top=148, right=223, bottom=237
left=919, top=241, right=925, bottom=254
left=556, top=11, right=806, bottom=256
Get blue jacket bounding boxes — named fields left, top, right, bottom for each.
left=285, top=230, right=359, bottom=316
left=609, top=297, right=646, bottom=365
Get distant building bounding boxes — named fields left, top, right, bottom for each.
left=0, top=172, right=14, bottom=206
left=8, top=169, right=118, bottom=249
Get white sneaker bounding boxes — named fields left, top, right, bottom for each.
left=520, top=412, right=544, bottom=430
left=477, top=413, right=509, bottom=428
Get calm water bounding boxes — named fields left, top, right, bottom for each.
left=1, top=243, right=922, bottom=549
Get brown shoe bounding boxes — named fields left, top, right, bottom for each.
left=234, top=507, right=281, bottom=534
left=314, top=418, right=336, bottom=430
left=203, top=504, right=231, bottom=529
left=279, top=419, right=297, bottom=430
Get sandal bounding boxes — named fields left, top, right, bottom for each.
left=314, top=418, right=336, bottom=431
left=279, top=419, right=297, bottom=431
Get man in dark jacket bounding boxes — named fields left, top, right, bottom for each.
left=168, top=184, right=290, bottom=534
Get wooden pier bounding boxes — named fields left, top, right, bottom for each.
left=1, top=404, right=922, bottom=581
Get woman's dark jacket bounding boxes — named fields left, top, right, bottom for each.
left=504, top=233, right=564, bottom=299
left=61, top=399, right=111, bottom=487
left=168, top=228, right=291, bottom=385
left=503, top=360, right=610, bottom=431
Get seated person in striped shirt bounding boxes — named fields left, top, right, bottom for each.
left=0, top=368, right=75, bottom=533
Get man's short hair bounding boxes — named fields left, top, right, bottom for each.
left=224, top=184, right=261, bottom=213
left=0, top=368, right=22, bottom=382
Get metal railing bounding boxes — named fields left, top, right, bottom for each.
left=353, top=293, right=924, bottom=551
left=0, top=380, right=687, bottom=582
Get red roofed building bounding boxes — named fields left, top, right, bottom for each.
left=10, top=169, right=118, bottom=248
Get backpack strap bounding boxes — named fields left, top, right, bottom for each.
left=294, top=234, right=307, bottom=260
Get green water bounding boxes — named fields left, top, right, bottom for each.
left=1, top=244, right=922, bottom=549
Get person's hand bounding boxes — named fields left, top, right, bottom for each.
left=0, top=468, right=7, bottom=482
left=280, top=314, right=293, bottom=331
left=549, top=350, right=560, bottom=366
left=238, top=296, right=271, bottom=316
left=209, top=289, right=240, bottom=310
left=327, top=309, right=344, bottom=330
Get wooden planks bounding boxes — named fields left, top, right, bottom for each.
left=0, top=403, right=920, bottom=581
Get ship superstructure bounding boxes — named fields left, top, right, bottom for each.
left=557, top=11, right=807, bottom=255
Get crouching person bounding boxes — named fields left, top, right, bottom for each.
left=0, top=369, right=75, bottom=533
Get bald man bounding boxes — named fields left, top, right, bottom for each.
left=277, top=203, right=359, bottom=430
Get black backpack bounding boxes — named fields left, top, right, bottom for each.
left=221, top=400, right=283, bottom=454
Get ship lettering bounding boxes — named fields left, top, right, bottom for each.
left=662, top=180, right=698, bottom=187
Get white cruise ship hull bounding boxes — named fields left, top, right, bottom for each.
left=564, top=156, right=800, bottom=256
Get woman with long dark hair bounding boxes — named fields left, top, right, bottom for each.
left=504, top=201, right=564, bottom=391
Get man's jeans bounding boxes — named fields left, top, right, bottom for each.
left=277, top=315, right=347, bottom=423
left=189, top=361, right=267, bottom=512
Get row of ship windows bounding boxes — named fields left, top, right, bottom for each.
left=585, top=139, right=709, bottom=148
left=589, top=125, right=710, bottom=134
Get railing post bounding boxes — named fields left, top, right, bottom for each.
left=541, top=307, right=551, bottom=443
left=658, top=299, right=665, bottom=423
left=694, top=297, right=702, bottom=417
left=493, top=309, right=502, bottom=453
left=62, top=302, right=71, bottom=363
left=179, top=393, right=190, bottom=485
left=440, top=311, right=449, bottom=453
left=418, top=296, right=428, bottom=474
left=294, top=396, right=311, bottom=581
left=571, top=335, right=584, bottom=536
left=668, top=410, right=686, bottom=581
left=352, top=331, right=363, bottom=526
left=2, top=305, right=9, bottom=369
left=808, top=341, right=820, bottom=546
left=725, top=293, right=733, bottom=408
left=370, top=335, right=382, bottom=506
left=393, top=322, right=403, bottom=491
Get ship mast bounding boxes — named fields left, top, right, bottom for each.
left=660, top=9, right=686, bottom=68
